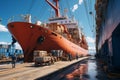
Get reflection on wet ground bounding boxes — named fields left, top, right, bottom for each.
left=64, top=56, right=120, bottom=80
left=66, top=63, right=88, bottom=80
left=36, top=56, right=120, bottom=80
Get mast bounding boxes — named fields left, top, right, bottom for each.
left=46, top=0, right=60, bottom=17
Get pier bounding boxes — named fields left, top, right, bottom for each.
left=0, top=57, right=88, bottom=80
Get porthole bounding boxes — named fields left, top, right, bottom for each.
left=37, top=36, right=45, bottom=44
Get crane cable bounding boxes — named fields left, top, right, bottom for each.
left=89, top=0, right=94, bottom=32
left=27, top=0, right=35, bottom=13
left=66, top=0, right=72, bottom=17
left=59, top=0, right=63, bottom=16
left=38, top=2, right=47, bottom=21
left=89, top=0, right=96, bottom=37
left=83, top=0, right=92, bottom=32
left=89, top=0, right=96, bottom=36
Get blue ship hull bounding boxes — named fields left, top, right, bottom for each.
left=96, top=0, right=120, bottom=71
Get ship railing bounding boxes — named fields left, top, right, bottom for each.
left=8, top=14, right=42, bottom=24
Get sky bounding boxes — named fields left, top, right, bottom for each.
left=0, top=0, right=96, bottom=53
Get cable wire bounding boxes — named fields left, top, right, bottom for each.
left=66, top=0, right=72, bottom=17
left=27, top=0, right=35, bottom=14
left=83, top=0, right=92, bottom=31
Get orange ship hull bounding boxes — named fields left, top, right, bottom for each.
left=7, top=22, right=88, bottom=62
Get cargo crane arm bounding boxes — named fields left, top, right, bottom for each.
left=46, top=0, right=60, bottom=17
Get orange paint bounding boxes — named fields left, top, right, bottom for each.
left=7, top=22, right=88, bottom=62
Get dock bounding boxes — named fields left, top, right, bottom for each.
left=0, top=57, right=88, bottom=80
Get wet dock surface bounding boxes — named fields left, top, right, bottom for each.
left=37, top=56, right=120, bottom=80
left=0, top=56, right=120, bottom=80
